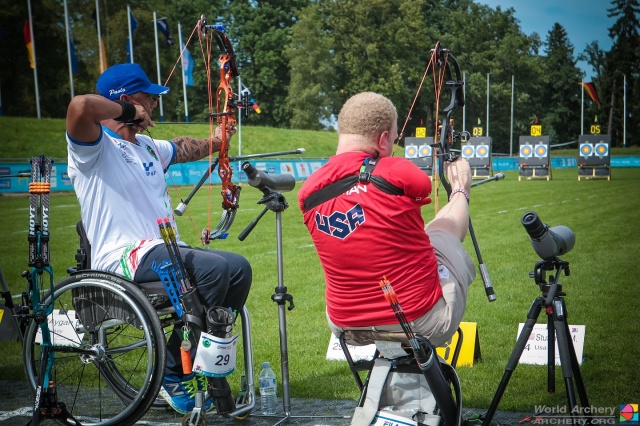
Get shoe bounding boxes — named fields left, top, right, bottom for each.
left=160, top=374, right=206, bottom=415
left=160, top=374, right=214, bottom=414
left=194, top=374, right=215, bottom=412
left=160, top=374, right=216, bottom=414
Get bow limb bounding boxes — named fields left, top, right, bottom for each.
left=428, top=44, right=466, bottom=208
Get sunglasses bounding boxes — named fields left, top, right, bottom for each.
left=143, top=93, right=159, bottom=102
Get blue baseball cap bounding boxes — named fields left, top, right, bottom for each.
left=96, top=63, right=170, bottom=100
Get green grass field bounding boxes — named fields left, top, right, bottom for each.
left=1, top=117, right=639, bottom=414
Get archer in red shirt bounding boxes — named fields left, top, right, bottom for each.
left=298, top=92, right=475, bottom=347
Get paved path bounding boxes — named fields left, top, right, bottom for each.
left=0, top=379, right=528, bottom=425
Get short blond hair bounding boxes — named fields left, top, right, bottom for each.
left=337, top=92, right=397, bottom=141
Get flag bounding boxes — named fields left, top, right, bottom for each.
left=182, top=44, right=194, bottom=87
left=129, top=9, right=138, bottom=32
left=23, top=20, right=34, bottom=69
left=156, top=18, right=174, bottom=46
left=69, top=28, right=79, bottom=74
left=581, top=82, right=601, bottom=105
left=126, top=9, right=138, bottom=63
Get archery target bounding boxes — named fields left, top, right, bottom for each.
left=520, top=144, right=533, bottom=158
left=476, top=144, right=489, bottom=158
left=419, top=145, right=433, bottom=158
left=461, top=145, right=475, bottom=159
left=580, top=143, right=594, bottom=157
left=405, top=145, right=418, bottom=158
left=595, top=142, right=609, bottom=157
left=534, top=144, right=548, bottom=158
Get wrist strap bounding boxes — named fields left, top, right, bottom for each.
left=112, top=100, right=137, bottom=123
left=449, top=188, right=469, bottom=202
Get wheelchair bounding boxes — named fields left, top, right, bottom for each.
left=21, top=221, right=255, bottom=425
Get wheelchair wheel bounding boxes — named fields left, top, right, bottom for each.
left=23, top=271, right=166, bottom=426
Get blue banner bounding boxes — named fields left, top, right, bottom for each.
left=1, top=157, right=638, bottom=194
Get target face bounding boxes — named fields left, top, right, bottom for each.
left=580, top=143, right=594, bottom=157
left=462, top=145, right=475, bottom=159
left=476, top=144, right=489, bottom=158
left=520, top=144, right=533, bottom=158
left=534, top=144, right=548, bottom=158
left=595, top=142, right=609, bottom=157
left=419, top=145, right=433, bottom=157
left=405, top=145, right=418, bottom=158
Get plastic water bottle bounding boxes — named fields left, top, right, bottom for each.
left=259, top=361, right=277, bottom=415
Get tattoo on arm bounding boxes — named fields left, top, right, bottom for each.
left=171, top=136, right=222, bottom=163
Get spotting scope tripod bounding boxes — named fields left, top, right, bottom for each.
left=482, top=256, right=591, bottom=426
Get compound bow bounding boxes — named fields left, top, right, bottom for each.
left=172, top=17, right=253, bottom=246
left=399, top=42, right=496, bottom=302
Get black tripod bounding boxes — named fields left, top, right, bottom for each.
left=482, top=258, right=590, bottom=426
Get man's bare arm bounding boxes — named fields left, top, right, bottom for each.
left=171, top=125, right=236, bottom=163
left=171, top=136, right=223, bottom=163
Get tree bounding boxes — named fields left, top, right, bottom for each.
left=444, top=2, right=543, bottom=153
left=578, top=41, right=607, bottom=134
left=540, top=23, right=583, bottom=145
left=222, top=0, right=309, bottom=128
left=286, top=3, right=336, bottom=130
left=604, top=0, right=640, bottom=145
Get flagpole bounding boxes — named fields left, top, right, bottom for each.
left=153, top=12, right=165, bottom=122
left=178, top=22, right=189, bottom=123
left=462, top=72, right=466, bottom=132
left=581, top=79, right=584, bottom=135
left=623, top=74, right=627, bottom=148
left=96, top=0, right=104, bottom=73
left=486, top=73, right=490, bottom=137
left=127, top=4, right=134, bottom=63
left=510, top=74, right=514, bottom=157
left=26, top=0, right=41, bottom=118
left=63, top=0, right=74, bottom=99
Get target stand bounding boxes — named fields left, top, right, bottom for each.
left=461, top=137, right=492, bottom=179
left=578, top=135, right=611, bottom=181
left=518, top=136, right=551, bottom=181
left=404, top=137, right=435, bottom=178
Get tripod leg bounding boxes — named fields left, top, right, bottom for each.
left=483, top=298, right=544, bottom=426
left=553, top=316, right=578, bottom=409
left=564, top=320, right=590, bottom=408
left=554, top=299, right=591, bottom=421
left=547, top=312, right=556, bottom=394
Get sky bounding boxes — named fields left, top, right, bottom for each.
left=479, top=0, right=616, bottom=81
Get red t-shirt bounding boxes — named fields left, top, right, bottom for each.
left=298, top=151, right=442, bottom=327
